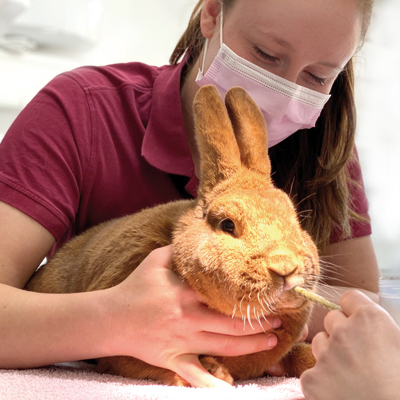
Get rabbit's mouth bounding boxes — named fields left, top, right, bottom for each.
left=224, top=285, right=311, bottom=320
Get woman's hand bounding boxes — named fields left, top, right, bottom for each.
left=105, top=245, right=281, bottom=388
left=300, top=290, right=400, bottom=400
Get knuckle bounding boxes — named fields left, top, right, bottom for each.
left=232, top=317, right=246, bottom=334
left=148, top=246, right=165, bottom=260
left=316, top=350, right=331, bottom=367
left=222, top=337, right=237, bottom=355
left=164, top=307, right=186, bottom=327
left=354, top=304, right=381, bottom=325
left=331, top=325, right=348, bottom=345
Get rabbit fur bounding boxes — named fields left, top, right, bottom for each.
left=25, top=85, right=320, bottom=386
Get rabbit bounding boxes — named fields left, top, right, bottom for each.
left=25, top=85, right=320, bottom=386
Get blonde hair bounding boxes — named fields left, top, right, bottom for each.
left=170, top=0, right=374, bottom=253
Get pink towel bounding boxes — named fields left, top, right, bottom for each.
left=0, top=362, right=305, bottom=399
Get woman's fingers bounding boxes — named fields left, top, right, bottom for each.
left=340, top=290, right=375, bottom=317
left=311, top=331, right=329, bottom=360
left=172, top=354, right=232, bottom=388
left=323, top=309, right=347, bottom=335
left=194, top=330, right=278, bottom=357
left=195, top=302, right=281, bottom=336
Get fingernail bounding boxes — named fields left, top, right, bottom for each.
left=273, top=318, right=281, bottom=328
left=213, top=380, right=233, bottom=389
left=267, top=334, right=277, bottom=348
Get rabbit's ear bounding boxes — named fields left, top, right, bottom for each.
left=225, top=87, right=271, bottom=178
left=193, top=85, right=241, bottom=196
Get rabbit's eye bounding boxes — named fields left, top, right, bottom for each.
left=220, top=219, right=235, bottom=235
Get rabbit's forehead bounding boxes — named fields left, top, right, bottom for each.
left=208, top=190, right=296, bottom=219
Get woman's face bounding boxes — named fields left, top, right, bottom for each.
left=200, top=0, right=363, bottom=95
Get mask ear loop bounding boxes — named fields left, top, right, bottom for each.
left=200, top=40, right=208, bottom=75
left=220, top=1, right=223, bottom=48
left=199, top=1, right=224, bottom=75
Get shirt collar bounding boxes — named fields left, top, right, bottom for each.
left=142, top=54, right=199, bottom=197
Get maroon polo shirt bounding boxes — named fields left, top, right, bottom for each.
left=0, top=57, right=371, bottom=256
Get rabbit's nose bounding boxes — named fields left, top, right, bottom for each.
left=267, top=250, right=302, bottom=290
left=269, top=268, right=300, bottom=291
left=282, top=273, right=303, bottom=291
left=268, top=251, right=299, bottom=275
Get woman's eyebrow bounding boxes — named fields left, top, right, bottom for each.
left=268, top=32, right=294, bottom=51
left=254, top=26, right=294, bottom=50
left=315, top=61, right=343, bottom=72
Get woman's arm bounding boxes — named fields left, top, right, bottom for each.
left=307, top=235, right=380, bottom=340
left=0, top=201, right=280, bottom=387
left=0, top=201, right=114, bottom=367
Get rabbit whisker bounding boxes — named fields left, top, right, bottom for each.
left=263, top=295, right=277, bottom=314
left=319, top=265, right=347, bottom=277
left=247, top=304, right=255, bottom=330
left=257, top=317, right=266, bottom=333
left=248, top=283, right=256, bottom=300
left=258, top=292, right=269, bottom=313
left=270, top=296, right=279, bottom=313
left=255, top=309, right=266, bottom=333
left=239, top=295, right=245, bottom=318
left=320, top=276, right=358, bottom=287
left=262, top=296, right=273, bottom=313
left=314, top=282, right=343, bottom=298
left=262, top=313, right=271, bottom=325
left=232, top=303, right=237, bottom=318
left=260, top=301, right=269, bottom=313
left=241, top=311, right=247, bottom=331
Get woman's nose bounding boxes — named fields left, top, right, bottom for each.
left=276, top=67, right=302, bottom=86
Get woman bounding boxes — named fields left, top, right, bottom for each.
left=0, top=0, right=380, bottom=389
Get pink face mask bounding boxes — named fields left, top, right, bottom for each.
left=195, top=7, right=331, bottom=148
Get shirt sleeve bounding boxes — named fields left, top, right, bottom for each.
left=329, top=147, right=372, bottom=244
left=0, top=73, right=92, bottom=241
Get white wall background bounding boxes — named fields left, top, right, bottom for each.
left=355, top=0, right=400, bottom=276
left=0, top=0, right=399, bottom=276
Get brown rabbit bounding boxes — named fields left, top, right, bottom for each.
left=25, top=85, right=320, bottom=386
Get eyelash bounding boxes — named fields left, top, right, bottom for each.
left=253, top=46, right=328, bottom=86
left=307, top=73, right=327, bottom=86
left=253, top=46, right=278, bottom=63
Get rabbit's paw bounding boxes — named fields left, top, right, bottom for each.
left=281, top=342, right=316, bottom=377
left=161, top=371, right=191, bottom=387
left=200, top=356, right=234, bottom=385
